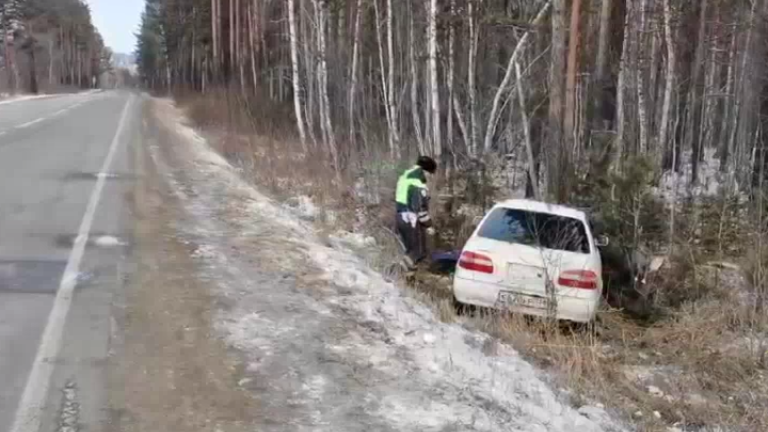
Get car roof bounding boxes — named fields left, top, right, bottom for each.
left=494, top=199, right=588, bottom=222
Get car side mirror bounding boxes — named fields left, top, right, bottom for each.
left=595, top=235, right=610, bottom=248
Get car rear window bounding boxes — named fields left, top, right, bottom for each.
left=476, top=207, right=591, bottom=254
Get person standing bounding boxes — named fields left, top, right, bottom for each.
left=395, top=156, right=437, bottom=272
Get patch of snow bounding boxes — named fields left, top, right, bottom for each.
left=155, top=101, right=628, bottom=432
left=654, top=147, right=745, bottom=205
left=284, top=195, right=320, bottom=220
left=93, top=235, right=125, bottom=247
left=330, top=231, right=377, bottom=249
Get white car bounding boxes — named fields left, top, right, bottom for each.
left=452, top=199, right=606, bottom=323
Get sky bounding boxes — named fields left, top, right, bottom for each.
left=87, top=0, right=144, bottom=54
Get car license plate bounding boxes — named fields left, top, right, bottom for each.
left=497, top=291, right=547, bottom=309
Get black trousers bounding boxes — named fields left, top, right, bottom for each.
left=396, top=215, right=427, bottom=266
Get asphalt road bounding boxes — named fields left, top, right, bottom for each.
left=0, top=91, right=139, bottom=432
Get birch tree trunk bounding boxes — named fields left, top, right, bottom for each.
left=453, top=96, right=470, bottom=148
left=615, top=0, right=632, bottom=167
left=727, top=1, right=756, bottom=173
left=212, top=0, right=218, bottom=75
left=314, top=0, right=339, bottom=172
left=48, top=37, right=54, bottom=86
left=719, top=27, right=737, bottom=170
left=468, top=0, right=479, bottom=156
left=248, top=0, right=258, bottom=89
left=386, top=0, right=400, bottom=156
left=408, top=2, right=425, bottom=154
left=229, top=0, right=235, bottom=77
left=287, top=0, right=308, bottom=150
left=516, top=61, right=540, bottom=200
left=636, top=0, right=649, bottom=154
left=374, top=0, right=392, bottom=155
left=688, top=0, right=710, bottom=184
left=349, top=0, right=363, bottom=146
left=447, top=0, right=456, bottom=159
left=428, top=0, right=441, bottom=156
left=658, top=0, right=675, bottom=166
left=236, top=0, right=245, bottom=91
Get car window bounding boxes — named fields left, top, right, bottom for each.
left=477, top=207, right=591, bottom=254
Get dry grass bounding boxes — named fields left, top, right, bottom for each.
left=172, top=89, right=768, bottom=432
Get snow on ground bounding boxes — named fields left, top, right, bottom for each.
left=149, top=99, right=627, bottom=432
left=0, top=93, right=53, bottom=105
left=654, top=147, right=744, bottom=204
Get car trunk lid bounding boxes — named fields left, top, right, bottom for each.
left=463, top=237, right=595, bottom=298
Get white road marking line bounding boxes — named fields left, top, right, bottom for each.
left=15, top=118, right=46, bottom=129
left=51, top=107, right=70, bottom=117
left=9, top=95, right=134, bottom=432
left=10, top=100, right=88, bottom=129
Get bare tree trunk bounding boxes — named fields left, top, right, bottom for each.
left=648, top=16, right=660, bottom=135
left=453, top=96, right=470, bottom=148
left=548, top=0, right=567, bottom=199
left=688, top=0, right=710, bottom=184
left=313, top=0, right=340, bottom=176
left=424, top=50, right=431, bottom=148
left=202, top=56, right=208, bottom=92
left=446, top=0, right=456, bottom=158
left=615, top=0, right=632, bottom=167
left=349, top=0, right=363, bottom=146
left=301, top=0, right=318, bottom=147
left=564, top=0, right=582, bottom=146
left=248, top=0, right=259, bottom=89
left=659, top=0, right=675, bottom=167
left=211, top=0, right=218, bottom=76
left=719, top=24, right=737, bottom=171
left=229, top=0, right=235, bottom=77
left=636, top=0, right=649, bottom=154
left=595, top=0, right=611, bottom=87
left=428, top=0, right=441, bottom=156
left=386, top=0, right=400, bottom=157
left=236, top=0, right=246, bottom=91
left=727, top=1, right=756, bottom=173
left=48, top=37, right=55, bottom=87
left=374, top=0, right=397, bottom=157
left=409, top=1, right=425, bottom=154
left=287, top=0, right=308, bottom=150
left=516, top=61, right=540, bottom=200
left=468, top=0, right=479, bottom=156
left=483, top=1, right=551, bottom=153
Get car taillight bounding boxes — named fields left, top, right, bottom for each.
left=557, top=270, right=598, bottom=289
left=458, top=251, right=494, bottom=274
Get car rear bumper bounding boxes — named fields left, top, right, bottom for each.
left=453, top=277, right=599, bottom=323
